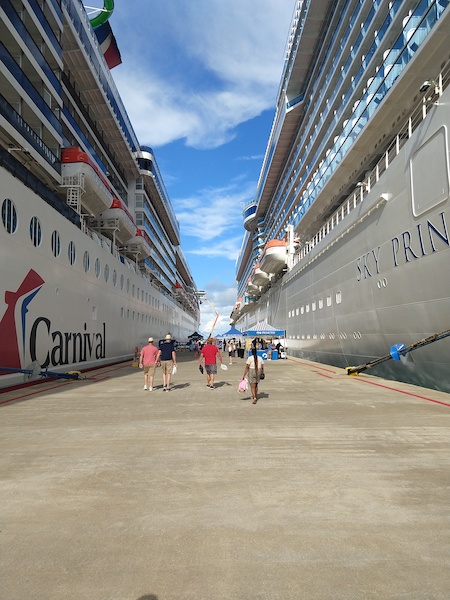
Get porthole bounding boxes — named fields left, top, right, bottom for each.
left=68, top=241, right=76, bottom=265
left=83, top=250, right=90, bottom=273
left=120, top=274, right=124, bottom=290
left=104, top=264, right=109, bottom=282
left=51, top=231, right=61, bottom=257
left=126, top=278, right=130, bottom=293
left=95, top=258, right=101, bottom=278
left=2, top=198, right=18, bottom=234
left=30, top=216, right=42, bottom=247
left=113, top=270, right=117, bottom=286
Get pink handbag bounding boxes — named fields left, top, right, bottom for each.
left=238, top=378, right=248, bottom=393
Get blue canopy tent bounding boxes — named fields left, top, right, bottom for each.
left=219, top=326, right=244, bottom=337
left=245, top=321, right=285, bottom=337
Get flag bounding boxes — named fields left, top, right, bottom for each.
left=94, top=22, right=122, bottom=69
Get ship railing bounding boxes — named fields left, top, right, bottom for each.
left=293, top=61, right=449, bottom=265
left=268, top=0, right=448, bottom=242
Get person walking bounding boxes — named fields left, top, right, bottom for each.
left=227, top=340, right=235, bottom=365
left=199, top=338, right=223, bottom=389
left=242, top=347, right=265, bottom=404
left=139, top=337, right=161, bottom=391
left=159, top=334, right=177, bottom=391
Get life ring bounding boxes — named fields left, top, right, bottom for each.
left=89, top=0, right=114, bottom=28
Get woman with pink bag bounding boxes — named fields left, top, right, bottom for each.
left=242, top=347, right=265, bottom=404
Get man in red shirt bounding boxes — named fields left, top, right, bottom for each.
left=199, top=338, right=223, bottom=389
left=139, top=337, right=161, bottom=391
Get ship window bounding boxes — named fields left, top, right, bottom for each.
left=51, top=230, right=61, bottom=257
left=137, top=287, right=140, bottom=299
left=319, top=298, right=323, bottom=309
left=132, top=284, right=135, bottom=297
left=121, top=307, right=124, bottom=317
left=301, top=306, right=304, bottom=314
left=2, top=199, right=18, bottom=234
left=327, top=295, right=332, bottom=306
left=306, top=304, right=310, bottom=313
left=68, top=241, right=76, bottom=265
left=104, top=264, right=109, bottom=282
left=120, top=274, right=124, bottom=290
left=296, top=308, right=299, bottom=316
left=127, top=309, right=130, bottom=319
left=312, top=301, right=316, bottom=311
left=113, top=270, right=117, bottom=286
left=126, top=278, right=130, bottom=293
left=30, top=217, right=42, bottom=247
left=95, top=258, right=101, bottom=278
left=336, top=291, right=342, bottom=304
left=83, top=250, right=90, bottom=272
left=43, top=88, right=52, bottom=108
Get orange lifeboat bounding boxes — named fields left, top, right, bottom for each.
left=61, top=147, right=113, bottom=215
left=259, top=240, right=287, bottom=275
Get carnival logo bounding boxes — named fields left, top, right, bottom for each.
left=0, top=269, right=44, bottom=370
left=1, top=270, right=106, bottom=373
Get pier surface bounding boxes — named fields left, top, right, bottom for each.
left=1, top=354, right=449, bottom=600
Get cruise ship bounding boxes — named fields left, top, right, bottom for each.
left=233, top=0, right=450, bottom=392
left=0, top=0, right=199, bottom=388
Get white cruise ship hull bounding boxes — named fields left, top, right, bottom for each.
left=0, top=169, right=197, bottom=387
left=237, top=84, right=450, bottom=392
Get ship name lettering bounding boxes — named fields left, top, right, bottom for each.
left=29, top=318, right=106, bottom=368
left=356, top=246, right=381, bottom=281
left=391, top=211, right=449, bottom=267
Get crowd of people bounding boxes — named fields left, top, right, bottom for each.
left=138, top=335, right=279, bottom=404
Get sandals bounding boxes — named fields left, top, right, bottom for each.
left=252, top=398, right=258, bottom=404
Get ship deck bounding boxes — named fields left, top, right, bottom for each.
left=1, top=354, right=449, bottom=599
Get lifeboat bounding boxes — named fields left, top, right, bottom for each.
left=126, top=228, right=151, bottom=258
left=100, top=198, right=136, bottom=244
left=61, top=147, right=113, bottom=215
left=246, top=272, right=259, bottom=293
left=252, top=263, right=270, bottom=288
left=175, top=282, right=197, bottom=312
left=259, top=239, right=287, bottom=275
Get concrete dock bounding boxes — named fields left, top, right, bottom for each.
left=1, top=354, right=449, bottom=600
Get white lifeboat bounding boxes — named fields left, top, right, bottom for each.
left=252, top=263, right=270, bottom=288
left=126, top=228, right=151, bottom=258
left=175, top=282, right=197, bottom=312
left=61, top=147, right=113, bottom=215
left=99, top=198, right=136, bottom=244
left=259, top=239, right=287, bottom=275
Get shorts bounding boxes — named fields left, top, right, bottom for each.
left=143, top=364, right=157, bottom=376
left=160, top=360, right=173, bottom=375
left=247, top=369, right=260, bottom=384
left=205, top=364, right=217, bottom=375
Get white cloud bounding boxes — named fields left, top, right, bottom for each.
left=111, top=0, right=294, bottom=149
left=174, top=183, right=256, bottom=242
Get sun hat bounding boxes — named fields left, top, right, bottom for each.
left=148, top=337, right=153, bottom=342
left=165, top=334, right=172, bottom=340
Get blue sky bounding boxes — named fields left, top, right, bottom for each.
left=104, top=0, right=295, bottom=335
